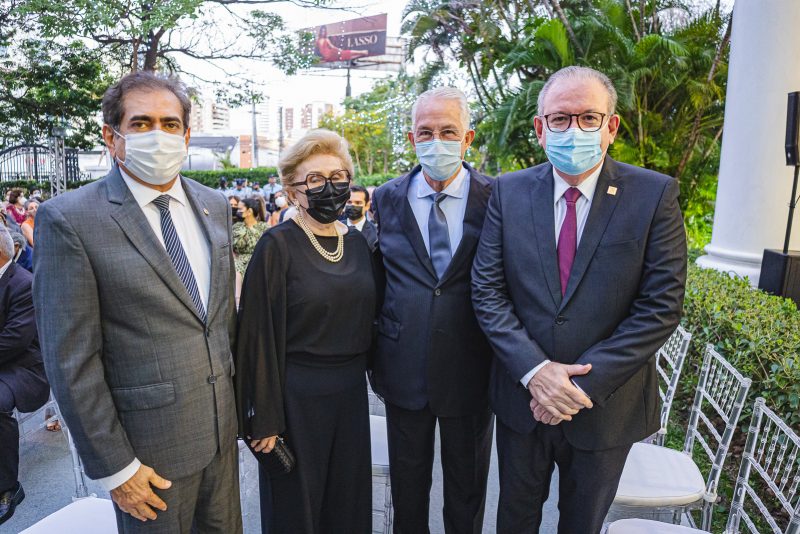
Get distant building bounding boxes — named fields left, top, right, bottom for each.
left=190, top=98, right=231, bottom=132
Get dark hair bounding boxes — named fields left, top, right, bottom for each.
left=229, top=195, right=241, bottom=204
left=7, top=190, right=22, bottom=205
left=349, top=184, right=369, bottom=204
left=102, top=71, right=191, bottom=132
left=241, top=196, right=267, bottom=222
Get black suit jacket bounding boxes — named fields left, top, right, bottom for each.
left=0, top=262, right=49, bottom=412
left=357, top=218, right=378, bottom=252
left=472, top=158, right=687, bottom=450
left=371, top=162, right=494, bottom=417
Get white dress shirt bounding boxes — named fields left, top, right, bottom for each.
left=406, top=165, right=470, bottom=256
left=0, top=258, right=12, bottom=278
left=520, top=162, right=603, bottom=388
left=349, top=216, right=367, bottom=232
left=100, top=170, right=212, bottom=491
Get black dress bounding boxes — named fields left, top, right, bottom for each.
left=235, top=220, right=376, bottom=534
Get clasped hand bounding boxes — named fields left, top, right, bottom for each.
left=527, top=362, right=593, bottom=425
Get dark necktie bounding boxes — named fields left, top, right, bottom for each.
left=557, top=187, right=581, bottom=296
left=428, top=192, right=452, bottom=279
left=153, top=195, right=207, bottom=323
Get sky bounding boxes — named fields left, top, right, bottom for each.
left=178, top=0, right=409, bottom=108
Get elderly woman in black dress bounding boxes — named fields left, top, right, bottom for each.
left=235, top=129, right=375, bottom=534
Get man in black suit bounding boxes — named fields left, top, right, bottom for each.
left=371, top=87, right=494, bottom=534
left=472, top=66, right=687, bottom=533
left=345, top=185, right=378, bottom=251
left=0, top=225, right=49, bottom=525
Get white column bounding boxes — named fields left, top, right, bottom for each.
left=696, top=0, right=800, bottom=285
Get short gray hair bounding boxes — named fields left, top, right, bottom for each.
left=0, top=226, right=14, bottom=260
left=102, top=71, right=191, bottom=132
left=411, top=87, right=471, bottom=132
left=278, top=129, right=354, bottom=188
left=537, top=66, right=618, bottom=116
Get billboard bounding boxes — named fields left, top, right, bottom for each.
left=310, top=14, right=387, bottom=64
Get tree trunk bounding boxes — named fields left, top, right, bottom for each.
left=545, top=0, right=585, bottom=57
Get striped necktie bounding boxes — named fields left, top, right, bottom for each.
left=153, top=195, right=207, bottom=323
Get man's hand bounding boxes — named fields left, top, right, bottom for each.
left=110, top=464, right=172, bottom=522
left=530, top=396, right=562, bottom=425
left=527, top=362, right=594, bottom=422
left=251, top=435, right=278, bottom=454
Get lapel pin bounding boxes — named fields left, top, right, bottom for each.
left=203, top=208, right=209, bottom=215
left=607, top=186, right=618, bottom=196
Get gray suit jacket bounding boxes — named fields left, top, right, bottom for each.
left=33, top=166, right=238, bottom=481
left=472, top=158, right=687, bottom=450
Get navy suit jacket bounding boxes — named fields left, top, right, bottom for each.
left=472, top=158, right=687, bottom=450
left=371, top=162, right=494, bottom=417
left=0, top=262, right=49, bottom=412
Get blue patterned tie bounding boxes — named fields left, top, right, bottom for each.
left=153, top=195, right=207, bottom=323
left=428, top=192, right=452, bottom=279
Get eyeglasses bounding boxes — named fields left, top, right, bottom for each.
left=414, top=128, right=463, bottom=142
left=291, top=169, right=352, bottom=193
left=542, top=112, right=607, bottom=133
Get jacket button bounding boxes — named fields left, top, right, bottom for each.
left=207, top=375, right=217, bottom=384
left=434, top=288, right=442, bottom=296
left=555, top=315, right=566, bottom=325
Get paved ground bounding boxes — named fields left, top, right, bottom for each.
left=3, top=410, right=561, bottom=533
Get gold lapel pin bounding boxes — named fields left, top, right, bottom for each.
left=203, top=208, right=210, bottom=215
left=607, top=186, right=618, bottom=196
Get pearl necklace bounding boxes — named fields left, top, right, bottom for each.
left=295, top=212, right=344, bottom=263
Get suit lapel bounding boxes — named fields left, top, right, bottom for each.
left=530, top=165, right=562, bottom=308
left=559, top=158, right=622, bottom=310
left=106, top=167, right=205, bottom=324
left=439, top=165, right=491, bottom=285
left=182, top=178, right=222, bottom=323
left=0, top=262, right=15, bottom=296
left=390, top=167, right=437, bottom=280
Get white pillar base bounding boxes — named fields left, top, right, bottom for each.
left=695, top=244, right=762, bottom=285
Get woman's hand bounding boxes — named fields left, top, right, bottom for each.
left=251, top=436, right=278, bottom=453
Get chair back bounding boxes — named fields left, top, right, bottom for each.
left=726, top=398, right=800, bottom=534
left=684, top=344, right=752, bottom=506
left=654, top=325, right=692, bottom=445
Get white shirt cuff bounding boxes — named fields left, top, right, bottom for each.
left=520, top=360, right=551, bottom=387
left=97, top=458, right=141, bottom=491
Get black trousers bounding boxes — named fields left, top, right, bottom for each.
left=0, top=380, right=18, bottom=492
left=113, top=440, right=242, bottom=534
left=385, top=402, right=494, bottom=534
left=262, top=359, right=371, bottom=534
left=496, top=418, right=632, bottom=534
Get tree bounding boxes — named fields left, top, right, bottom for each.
left=0, top=34, right=113, bottom=148
left=19, top=0, right=331, bottom=78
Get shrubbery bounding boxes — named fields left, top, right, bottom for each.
left=678, top=265, right=800, bottom=426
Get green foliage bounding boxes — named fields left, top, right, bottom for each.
left=319, top=76, right=418, bottom=177
left=181, top=168, right=278, bottom=188
left=680, top=265, right=800, bottom=428
left=0, top=38, right=112, bottom=149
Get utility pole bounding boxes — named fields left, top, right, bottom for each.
left=278, top=106, right=285, bottom=156
left=250, top=97, right=260, bottom=168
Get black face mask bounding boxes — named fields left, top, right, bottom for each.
left=304, top=182, right=350, bottom=224
left=231, top=205, right=243, bottom=222
left=345, top=205, right=364, bottom=221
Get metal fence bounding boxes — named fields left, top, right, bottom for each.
left=0, top=144, right=85, bottom=183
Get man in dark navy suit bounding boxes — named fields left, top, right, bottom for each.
left=371, top=87, right=494, bottom=534
left=0, top=225, right=49, bottom=525
left=345, top=185, right=378, bottom=252
left=472, top=66, right=687, bottom=533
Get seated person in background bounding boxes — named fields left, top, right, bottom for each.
left=0, top=225, right=49, bottom=526
left=344, top=185, right=377, bottom=252
left=9, top=233, right=31, bottom=273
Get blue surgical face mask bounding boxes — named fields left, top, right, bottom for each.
left=544, top=127, right=604, bottom=176
left=415, top=140, right=464, bottom=182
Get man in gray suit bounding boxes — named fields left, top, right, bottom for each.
left=33, top=72, right=241, bottom=533
left=472, top=66, right=687, bottom=533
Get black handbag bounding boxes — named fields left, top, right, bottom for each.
left=246, top=436, right=295, bottom=475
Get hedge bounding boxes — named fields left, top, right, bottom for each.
left=678, top=264, right=800, bottom=426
